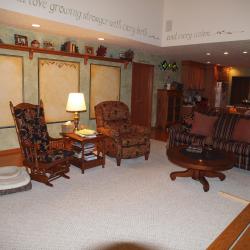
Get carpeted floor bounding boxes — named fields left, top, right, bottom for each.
left=0, top=140, right=250, bottom=250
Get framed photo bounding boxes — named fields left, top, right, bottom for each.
left=85, top=46, right=94, bottom=55
left=14, top=34, right=28, bottom=46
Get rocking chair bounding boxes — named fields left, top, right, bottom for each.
left=10, top=100, right=74, bottom=187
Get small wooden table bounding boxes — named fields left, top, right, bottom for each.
left=167, top=146, right=235, bottom=192
left=61, top=133, right=106, bottom=174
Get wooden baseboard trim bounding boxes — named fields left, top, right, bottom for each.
left=0, top=148, right=21, bottom=156
left=207, top=204, right=250, bottom=249
left=219, top=191, right=250, bottom=205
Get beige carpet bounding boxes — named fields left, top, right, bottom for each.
left=0, top=139, right=250, bottom=250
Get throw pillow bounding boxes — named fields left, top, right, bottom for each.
left=190, top=112, right=217, bottom=137
left=232, top=119, right=250, bottom=143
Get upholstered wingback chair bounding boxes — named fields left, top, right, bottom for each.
left=10, top=100, right=73, bottom=187
left=95, top=101, right=150, bottom=166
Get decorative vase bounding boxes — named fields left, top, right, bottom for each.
left=96, top=45, right=107, bottom=56
left=31, top=40, right=40, bottom=48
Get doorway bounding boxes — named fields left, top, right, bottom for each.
left=230, top=77, right=250, bottom=105
left=131, top=62, right=154, bottom=128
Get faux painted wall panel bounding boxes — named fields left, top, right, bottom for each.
left=0, top=24, right=180, bottom=150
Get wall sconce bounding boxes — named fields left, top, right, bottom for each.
left=66, top=93, right=86, bottom=131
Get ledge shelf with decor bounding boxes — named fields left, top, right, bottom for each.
left=0, top=43, right=130, bottom=68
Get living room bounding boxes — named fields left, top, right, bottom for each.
left=0, top=1, right=250, bottom=249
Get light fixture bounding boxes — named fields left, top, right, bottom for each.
left=243, top=51, right=248, bottom=54
left=32, top=23, right=40, bottom=28
left=206, top=52, right=211, bottom=56
left=97, top=37, right=104, bottom=41
left=207, top=61, right=211, bottom=64
left=66, top=93, right=86, bottom=131
left=224, top=51, right=229, bottom=55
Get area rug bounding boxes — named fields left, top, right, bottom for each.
left=0, top=140, right=249, bottom=250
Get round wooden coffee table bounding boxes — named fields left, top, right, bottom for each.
left=167, top=146, right=235, bottom=192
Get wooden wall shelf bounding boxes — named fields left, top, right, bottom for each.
left=0, top=43, right=130, bottom=68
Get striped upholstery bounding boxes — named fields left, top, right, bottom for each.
left=168, top=127, right=206, bottom=148
left=168, top=112, right=250, bottom=171
left=213, top=113, right=240, bottom=140
left=213, top=138, right=250, bottom=170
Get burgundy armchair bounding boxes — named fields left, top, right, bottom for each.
left=95, top=101, right=150, bottom=166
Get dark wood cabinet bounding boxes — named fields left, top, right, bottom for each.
left=156, top=89, right=182, bottom=129
left=181, top=61, right=206, bottom=90
left=216, top=65, right=230, bottom=82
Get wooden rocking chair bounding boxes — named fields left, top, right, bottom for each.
left=10, top=100, right=74, bottom=187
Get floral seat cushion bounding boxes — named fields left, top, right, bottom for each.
left=120, top=133, right=149, bottom=147
left=38, top=149, right=74, bottom=163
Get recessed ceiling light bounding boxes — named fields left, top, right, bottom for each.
left=207, top=61, right=211, bottom=64
left=32, top=23, right=40, bottom=28
left=98, top=37, right=104, bottom=41
left=243, top=51, right=248, bottom=54
left=224, top=51, right=229, bottom=55
left=206, top=52, right=211, bottom=56
left=217, top=63, right=221, bottom=66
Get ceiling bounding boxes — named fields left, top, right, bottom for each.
left=1, top=9, right=250, bottom=68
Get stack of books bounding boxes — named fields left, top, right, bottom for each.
left=75, top=129, right=96, bottom=138
left=73, top=142, right=97, bottom=161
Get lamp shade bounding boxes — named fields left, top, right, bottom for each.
left=66, top=93, right=86, bottom=112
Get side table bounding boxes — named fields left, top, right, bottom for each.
left=61, top=133, right=106, bottom=174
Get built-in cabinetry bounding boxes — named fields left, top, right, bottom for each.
left=181, top=61, right=206, bottom=90
left=181, top=60, right=231, bottom=107
left=216, top=65, right=230, bottom=82
left=156, top=89, right=182, bottom=129
left=182, top=61, right=230, bottom=90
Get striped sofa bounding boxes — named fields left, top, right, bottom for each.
left=168, top=113, right=250, bottom=171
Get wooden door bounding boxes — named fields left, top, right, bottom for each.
left=230, top=77, right=250, bottom=105
left=131, top=62, right=154, bottom=128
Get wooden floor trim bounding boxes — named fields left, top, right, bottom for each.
left=0, top=148, right=21, bottom=156
left=207, top=204, right=250, bottom=250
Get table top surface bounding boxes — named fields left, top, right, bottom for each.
left=61, top=132, right=105, bottom=142
left=167, top=145, right=235, bottom=172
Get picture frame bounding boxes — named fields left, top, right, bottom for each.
left=14, top=34, right=28, bottom=46
left=85, top=46, right=94, bottom=55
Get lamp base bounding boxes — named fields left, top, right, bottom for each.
left=73, top=111, right=79, bottom=131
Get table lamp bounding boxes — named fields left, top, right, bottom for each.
left=66, top=93, right=86, bottom=131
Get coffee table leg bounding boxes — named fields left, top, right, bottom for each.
left=170, top=169, right=193, bottom=180
left=199, top=176, right=209, bottom=192
left=204, top=171, right=226, bottom=181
